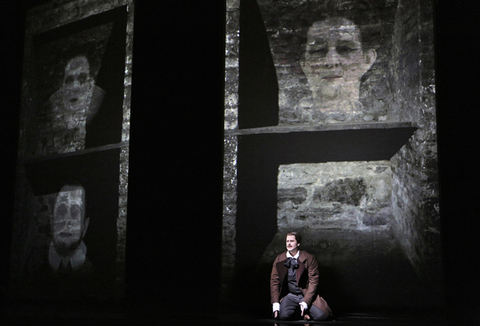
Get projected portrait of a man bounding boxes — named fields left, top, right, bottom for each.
left=49, top=184, right=91, bottom=273
left=300, top=17, right=376, bottom=123
left=47, top=55, right=105, bottom=154
left=24, top=184, right=97, bottom=299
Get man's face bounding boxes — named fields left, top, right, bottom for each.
left=301, top=18, right=373, bottom=101
left=51, top=188, right=87, bottom=256
left=286, top=235, right=300, bottom=252
left=62, top=56, right=94, bottom=111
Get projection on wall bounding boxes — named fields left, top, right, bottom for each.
left=223, top=0, right=442, bottom=310
left=9, top=0, right=134, bottom=300
left=299, top=17, right=377, bottom=123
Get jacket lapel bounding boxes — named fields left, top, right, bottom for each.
left=276, top=252, right=288, bottom=282
left=296, top=251, right=306, bottom=284
left=278, top=251, right=307, bottom=284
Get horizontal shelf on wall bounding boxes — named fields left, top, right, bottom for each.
left=231, top=121, right=417, bottom=164
left=24, top=141, right=129, bottom=164
left=226, top=121, right=415, bottom=136
left=24, top=145, right=125, bottom=196
left=233, top=121, right=417, bottom=269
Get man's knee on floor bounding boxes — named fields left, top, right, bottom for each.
left=278, top=310, right=296, bottom=321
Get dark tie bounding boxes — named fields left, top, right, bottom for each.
left=284, top=257, right=298, bottom=269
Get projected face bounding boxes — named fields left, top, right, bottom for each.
left=301, top=17, right=376, bottom=105
left=51, top=186, right=89, bottom=257
left=61, top=56, right=94, bottom=113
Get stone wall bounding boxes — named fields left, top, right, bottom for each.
left=389, top=0, right=440, bottom=279
left=222, top=0, right=442, bottom=310
left=222, top=0, right=240, bottom=303
left=253, top=1, right=405, bottom=270
left=277, top=161, right=393, bottom=230
left=9, top=0, right=133, bottom=300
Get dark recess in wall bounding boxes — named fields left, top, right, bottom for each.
left=125, top=0, right=225, bottom=309
left=435, top=0, right=480, bottom=311
left=239, top=0, right=279, bottom=128
left=1, top=0, right=24, bottom=306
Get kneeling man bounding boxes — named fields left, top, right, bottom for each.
left=270, top=232, right=332, bottom=321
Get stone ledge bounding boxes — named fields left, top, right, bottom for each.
left=23, top=144, right=125, bottom=196
left=225, top=121, right=416, bottom=136
left=24, top=141, right=129, bottom=164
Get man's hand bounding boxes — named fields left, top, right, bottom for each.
left=299, top=302, right=308, bottom=316
left=272, top=302, right=280, bottom=319
left=273, top=310, right=279, bottom=319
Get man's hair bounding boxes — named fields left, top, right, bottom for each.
left=58, top=183, right=85, bottom=200
left=308, top=17, right=366, bottom=52
left=285, top=231, right=302, bottom=244
left=55, top=183, right=86, bottom=219
left=65, top=55, right=90, bottom=72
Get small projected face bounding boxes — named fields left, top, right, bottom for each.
left=61, top=56, right=94, bottom=112
left=301, top=17, right=376, bottom=103
left=51, top=187, right=88, bottom=257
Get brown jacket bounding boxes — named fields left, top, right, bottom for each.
left=270, top=250, right=332, bottom=315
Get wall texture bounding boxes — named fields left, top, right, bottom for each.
left=222, top=0, right=240, bottom=303
left=277, top=161, right=393, bottom=230
left=389, top=0, right=440, bottom=281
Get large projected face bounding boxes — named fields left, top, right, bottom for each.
left=61, top=56, right=94, bottom=114
left=301, top=17, right=376, bottom=109
left=51, top=185, right=89, bottom=257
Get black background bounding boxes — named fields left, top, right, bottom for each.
left=1, top=0, right=479, bottom=315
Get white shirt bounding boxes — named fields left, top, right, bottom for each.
left=287, top=250, right=300, bottom=260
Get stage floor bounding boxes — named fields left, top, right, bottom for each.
left=2, top=300, right=475, bottom=326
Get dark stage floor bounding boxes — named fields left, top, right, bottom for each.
left=2, top=300, right=477, bottom=326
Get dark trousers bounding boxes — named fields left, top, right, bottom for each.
left=279, top=293, right=329, bottom=321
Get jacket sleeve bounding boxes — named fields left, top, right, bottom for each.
left=270, top=256, right=281, bottom=304
left=303, top=254, right=319, bottom=306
